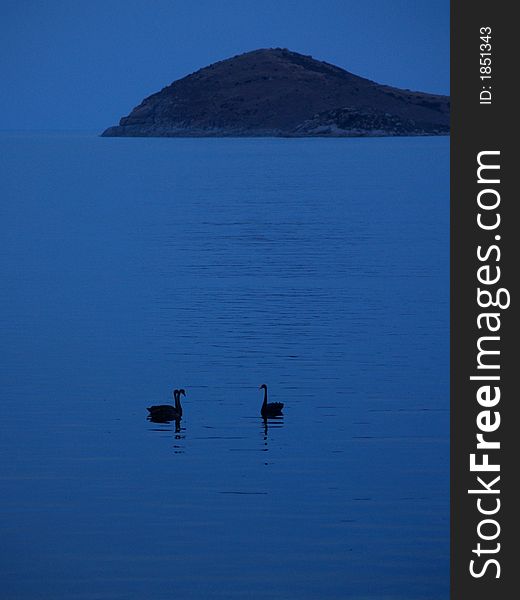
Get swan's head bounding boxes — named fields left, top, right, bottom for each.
left=259, top=384, right=267, bottom=391
left=178, top=388, right=186, bottom=397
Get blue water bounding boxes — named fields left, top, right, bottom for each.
left=0, top=133, right=449, bottom=600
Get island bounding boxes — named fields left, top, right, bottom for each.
left=102, top=48, right=449, bottom=138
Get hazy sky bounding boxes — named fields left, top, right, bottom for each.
left=1, top=0, right=449, bottom=130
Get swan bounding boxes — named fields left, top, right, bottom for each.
left=147, top=389, right=186, bottom=421
left=259, top=384, right=283, bottom=417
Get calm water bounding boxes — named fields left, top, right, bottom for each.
left=0, top=133, right=449, bottom=600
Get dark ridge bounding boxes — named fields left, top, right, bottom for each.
left=102, top=48, right=449, bottom=138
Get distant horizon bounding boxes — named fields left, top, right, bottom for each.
left=0, top=46, right=449, bottom=134
left=1, top=1, right=449, bottom=130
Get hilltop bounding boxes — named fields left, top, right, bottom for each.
left=102, top=48, right=449, bottom=137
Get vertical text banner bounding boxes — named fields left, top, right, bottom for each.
left=451, top=1, right=517, bottom=598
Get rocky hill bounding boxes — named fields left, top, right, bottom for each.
left=102, top=48, right=449, bottom=137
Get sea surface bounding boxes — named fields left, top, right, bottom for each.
left=0, top=132, right=449, bottom=600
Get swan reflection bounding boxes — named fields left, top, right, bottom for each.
left=261, top=415, right=284, bottom=446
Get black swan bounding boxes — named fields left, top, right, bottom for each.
left=147, top=389, right=186, bottom=421
left=259, top=384, right=283, bottom=417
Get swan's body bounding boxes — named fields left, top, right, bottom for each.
left=259, top=384, right=283, bottom=417
left=147, top=389, right=185, bottom=422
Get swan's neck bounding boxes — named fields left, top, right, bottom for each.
left=174, top=391, right=180, bottom=410
left=262, top=387, right=268, bottom=407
